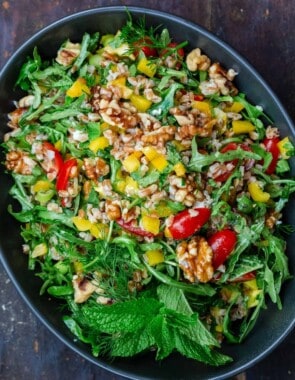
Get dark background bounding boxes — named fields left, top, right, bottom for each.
left=0, top=1, right=294, bottom=379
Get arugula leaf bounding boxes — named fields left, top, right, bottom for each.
left=189, top=137, right=260, bottom=172
left=149, top=83, right=183, bottom=119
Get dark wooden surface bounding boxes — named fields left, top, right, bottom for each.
left=0, top=1, right=295, bottom=379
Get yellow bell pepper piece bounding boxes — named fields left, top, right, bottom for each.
left=73, top=261, right=84, bottom=274
left=145, top=250, right=165, bottom=266
left=173, top=162, right=186, bottom=176
left=54, top=140, right=63, bottom=151
left=110, top=77, right=133, bottom=99
left=192, top=100, right=211, bottom=115
left=66, top=77, right=90, bottom=97
left=72, top=216, right=93, bottom=231
left=277, top=137, right=291, bottom=159
left=243, top=279, right=262, bottom=308
left=223, top=101, right=245, bottom=113
left=130, top=94, right=152, bottom=112
left=32, top=243, right=48, bottom=258
left=151, top=154, right=168, bottom=172
left=90, top=223, right=109, bottom=239
left=232, top=120, right=255, bottom=134
left=141, top=215, right=160, bottom=235
left=248, top=182, right=270, bottom=203
left=89, top=136, right=109, bottom=153
left=155, top=202, right=174, bottom=217
left=137, top=58, right=157, bottom=78
left=142, top=146, right=159, bottom=161
left=164, top=226, right=173, bottom=238
left=172, top=140, right=187, bottom=152
left=122, top=153, right=141, bottom=173
left=124, top=176, right=139, bottom=195
left=32, top=180, right=54, bottom=193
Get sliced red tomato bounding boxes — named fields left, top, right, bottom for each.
left=116, top=219, right=155, bottom=238
left=160, top=42, right=185, bottom=58
left=42, top=142, right=63, bottom=176
left=56, top=158, right=78, bottom=191
left=214, top=143, right=252, bottom=182
left=208, top=229, right=237, bottom=269
left=168, top=207, right=211, bottom=240
left=263, top=137, right=280, bottom=174
left=230, top=271, right=256, bottom=283
left=133, top=37, right=158, bottom=57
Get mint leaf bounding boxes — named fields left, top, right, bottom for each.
left=174, top=331, right=232, bottom=366
left=81, top=298, right=162, bottom=333
left=157, top=285, right=219, bottom=347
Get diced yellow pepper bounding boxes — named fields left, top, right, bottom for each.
left=141, top=215, right=160, bottom=235
left=124, top=176, right=139, bottom=195
left=232, top=120, right=255, bottom=134
left=155, top=202, right=174, bottom=217
left=115, top=179, right=127, bottom=193
left=32, top=180, right=54, bottom=193
left=72, top=216, right=93, bottom=231
left=90, top=223, right=109, bottom=239
left=172, top=140, right=187, bottom=152
left=66, top=77, right=90, bottom=97
left=192, top=100, right=211, bottom=115
left=130, top=94, right=152, bottom=112
left=173, top=162, right=186, bottom=176
left=54, top=140, right=63, bottom=151
left=248, top=182, right=270, bottom=203
left=137, top=58, right=157, bottom=78
left=277, top=137, right=291, bottom=159
left=243, top=279, right=262, bottom=308
left=215, top=324, right=223, bottom=333
left=100, top=122, right=111, bottom=131
left=223, top=101, right=245, bottom=113
left=110, top=77, right=126, bottom=87
left=142, top=146, right=159, bottom=161
left=145, top=250, right=165, bottom=266
left=73, top=261, right=84, bottom=274
left=110, top=77, right=133, bottom=99
left=151, top=154, right=168, bottom=172
left=89, top=136, right=109, bottom=153
left=122, top=153, right=141, bottom=173
left=32, top=243, right=48, bottom=258
left=164, top=226, right=173, bottom=238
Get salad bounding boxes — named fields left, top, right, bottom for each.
left=3, top=15, right=295, bottom=366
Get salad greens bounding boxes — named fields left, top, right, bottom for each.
left=2, top=14, right=295, bottom=367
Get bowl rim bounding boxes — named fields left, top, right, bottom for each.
left=1, top=5, right=295, bottom=380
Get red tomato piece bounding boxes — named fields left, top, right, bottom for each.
left=214, top=143, right=252, bottom=182
left=208, top=229, right=237, bottom=269
left=230, top=271, right=256, bottom=283
left=116, top=219, right=155, bottom=238
left=42, top=142, right=63, bottom=176
left=263, top=137, right=280, bottom=174
left=56, top=158, right=77, bottom=191
left=168, top=207, right=211, bottom=240
left=133, top=37, right=157, bottom=57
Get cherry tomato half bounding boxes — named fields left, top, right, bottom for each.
left=214, top=143, right=252, bottom=182
left=263, top=137, right=280, bottom=174
left=208, top=229, right=237, bottom=269
left=42, top=142, right=63, bottom=179
left=56, top=158, right=78, bottom=191
left=168, top=207, right=211, bottom=240
left=133, top=37, right=158, bottom=57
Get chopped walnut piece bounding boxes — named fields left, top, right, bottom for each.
left=186, top=48, right=211, bottom=72
left=5, top=150, right=36, bottom=175
left=176, top=236, right=214, bottom=283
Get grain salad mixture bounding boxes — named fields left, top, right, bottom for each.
left=3, top=16, right=295, bottom=365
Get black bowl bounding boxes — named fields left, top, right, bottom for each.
left=1, top=6, right=295, bottom=380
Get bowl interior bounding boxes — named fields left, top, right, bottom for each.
left=1, top=6, right=295, bottom=380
